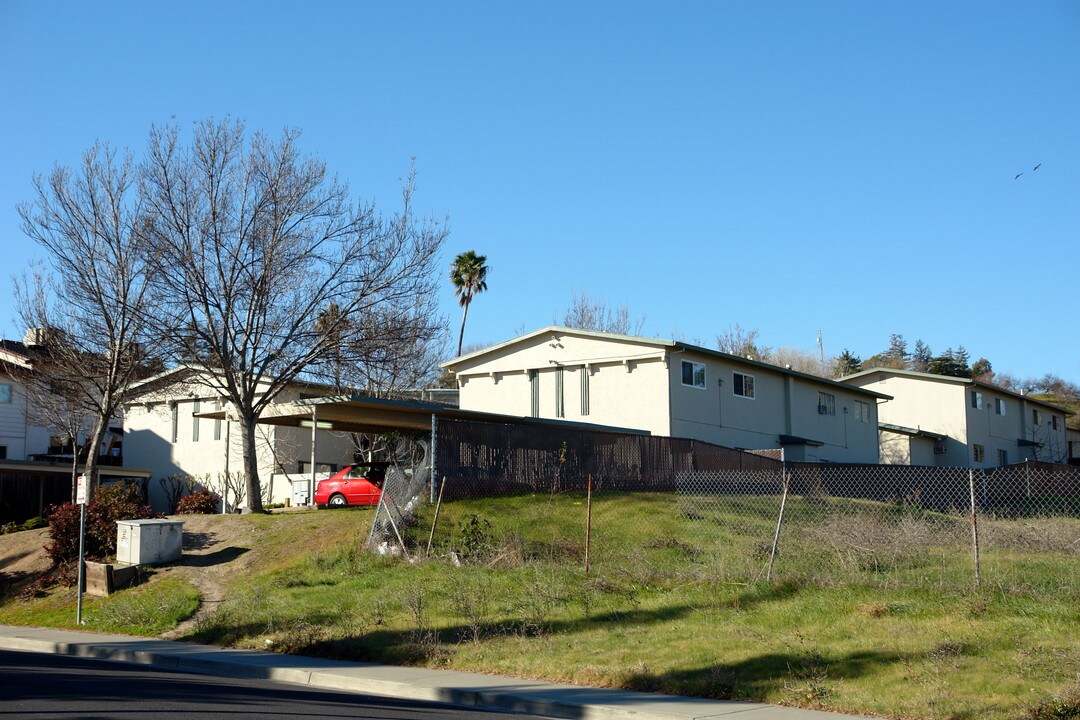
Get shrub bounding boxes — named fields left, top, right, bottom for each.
left=45, top=482, right=160, bottom=566
left=176, top=488, right=221, bottom=515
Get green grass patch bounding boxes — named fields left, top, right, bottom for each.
left=0, top=576, right=200, bottom=636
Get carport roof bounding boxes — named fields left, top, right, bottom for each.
left=196, top=394, right=650, bottom=436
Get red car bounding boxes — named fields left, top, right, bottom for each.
left=315, top=462, right=387, bottom=507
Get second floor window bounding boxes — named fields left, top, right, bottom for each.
left=818, top=393, right=835, bottom=415
left=854, top=400, right=871, bottom=423
left=682, top=361, right=706, bottom=388
left=733, top=372, right=755, bottom=399
left=995, top=398, right=1006, bottom=415
left=973, top=444, right=985, bottom=462
left=971, top=390, right=983, bottom=410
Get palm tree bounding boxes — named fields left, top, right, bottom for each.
left=450, top=250, right=489, bottom=356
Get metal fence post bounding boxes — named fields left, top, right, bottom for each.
left=584, top=474, right=593, bottom=575
left=968, top=469, right=981, bottom=589
left=430, top=414, right=438, bottom=504
left=767, top=462, right=791, bottom=582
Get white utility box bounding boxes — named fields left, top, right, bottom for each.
left=116, top=519, right=183, bottom=566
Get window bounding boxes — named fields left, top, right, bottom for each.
left=973, top=444, right=985, bottom=462
left=0, top=445, right=6, bottom=460
left=733, top=372, right=755, bottom=398
left=214, top=399, right=222, bottom=441
left=817, top=392, right=835, bottom=415
left=529, top=370, right=539, bottom=418
left=1052, top=415, right=1060, bottom=430
left=298, top=461, right=335, bottom=474
left=1033, top=409, right=1041, bottom=426
left=0, top=384, right=10, bottom=403
left=970, top=390, right=983, bottom=410
left=580, top=367, right=590, bottom=416
left=555, top=367, right=565, bottom=418
left=997, top=448, right=1008, bottom=466
left=681, top=361, right=706, bottom=389
left=854, top=400, right=871, bottom=423
left=171, top=402, right=179, bottom=443
left=192, top=399, right=200, bottom=442
left=995, top=398, right=1006, bottom=415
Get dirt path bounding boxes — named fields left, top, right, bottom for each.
left=152, top=514, right=263, bottom=639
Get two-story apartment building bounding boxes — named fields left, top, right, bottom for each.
left=441, top=327, right=889, bottom=463
left=840, top=368, right=1073, bottom=467
left=123, top=366, right=358, bottom=510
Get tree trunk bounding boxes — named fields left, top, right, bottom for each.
left=457, top=301, right=470, bottom=357
left=240, top=414, right=263, bottom=513
left=83, top=414, right=111, bottom=498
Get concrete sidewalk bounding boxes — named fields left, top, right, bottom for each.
left=0, top=624, right=872, bottom=720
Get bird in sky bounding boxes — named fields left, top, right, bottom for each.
left=1033, top=163, right=1042, bottom=171
left=1014, top=172, right=1023, bottom=180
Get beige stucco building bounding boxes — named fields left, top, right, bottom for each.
left=124, top=367, right=358, bottom=510
left=441, top=327, right=888, bottom=463
left=840, top=368, right=1073, bottom=467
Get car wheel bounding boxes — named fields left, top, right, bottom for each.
left=328, top=494, right=348, bottom=507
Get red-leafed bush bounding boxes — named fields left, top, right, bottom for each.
left=176, top=488, right=220, bottom=515
left=45, top=482, right=160, bottom=566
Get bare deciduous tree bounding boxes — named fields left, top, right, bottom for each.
left=716, top=323, right=771, bottom=361
left=141, top=119, right=447, bottom=512
left=767, top=346, right=834, bottom=378
left=16, top=143, right=159, bottom=494
left=560, top=287, right=645, bottom=336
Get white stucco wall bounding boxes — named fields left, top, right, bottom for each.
left=845, top=372, right=1070, bottom=467
left=453, top=332, right=672, bottom=436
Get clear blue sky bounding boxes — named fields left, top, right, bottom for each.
left=2, top=1, right=1078, bottom=381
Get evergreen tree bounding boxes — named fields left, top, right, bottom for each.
left=834, top=349, right=862, bottom=377
left=928, top=347, right=972, bottom=378
left=911, top=340, right=932, bottom=372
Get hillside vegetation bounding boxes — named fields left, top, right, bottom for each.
left=1, top=496, right=1077, bottom=720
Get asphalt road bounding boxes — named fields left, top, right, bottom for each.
left=0, top=650, right=554, bottom=720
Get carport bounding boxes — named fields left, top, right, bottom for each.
left=198, top=394, right=644, bottom=506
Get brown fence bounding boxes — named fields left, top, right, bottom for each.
left=433, top=417, right=780, bottom=499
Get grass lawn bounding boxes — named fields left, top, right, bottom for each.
left=2, top=493, right=1077, bottom=720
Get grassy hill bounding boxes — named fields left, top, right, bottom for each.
left=1, top=496, right=1077, bottom=720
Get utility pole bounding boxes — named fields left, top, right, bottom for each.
left=817, top=330, right=826, bottom=376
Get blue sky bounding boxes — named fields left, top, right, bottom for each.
left=2, top=1, right=1078, bottom=380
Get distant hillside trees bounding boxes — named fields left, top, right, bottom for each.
left=560, top=288, right=645, bottom=336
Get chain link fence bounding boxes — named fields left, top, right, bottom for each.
left=371, top=418, right=1079, bottom=593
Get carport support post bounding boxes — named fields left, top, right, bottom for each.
left=309, top=407, right=318, bottom=507
left=429, top=414, right=437, bottom=503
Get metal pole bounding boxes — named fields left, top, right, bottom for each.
left=76, top=473, right=88, bottom=625
left=584, top=474, right=593, bottom=575
left=426, top=476, right=447, bottom=556
left=767, top=466, right=791, bottom=583
left=429, top=414, right=438, bottom=504
left=223, top=415, right=231, bottom=513
left=968, top=469, right=981, bottom=589
left=309, top=407, right=318, bottom=507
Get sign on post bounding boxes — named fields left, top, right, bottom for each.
left=76, top=474, right=88, bottom=505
